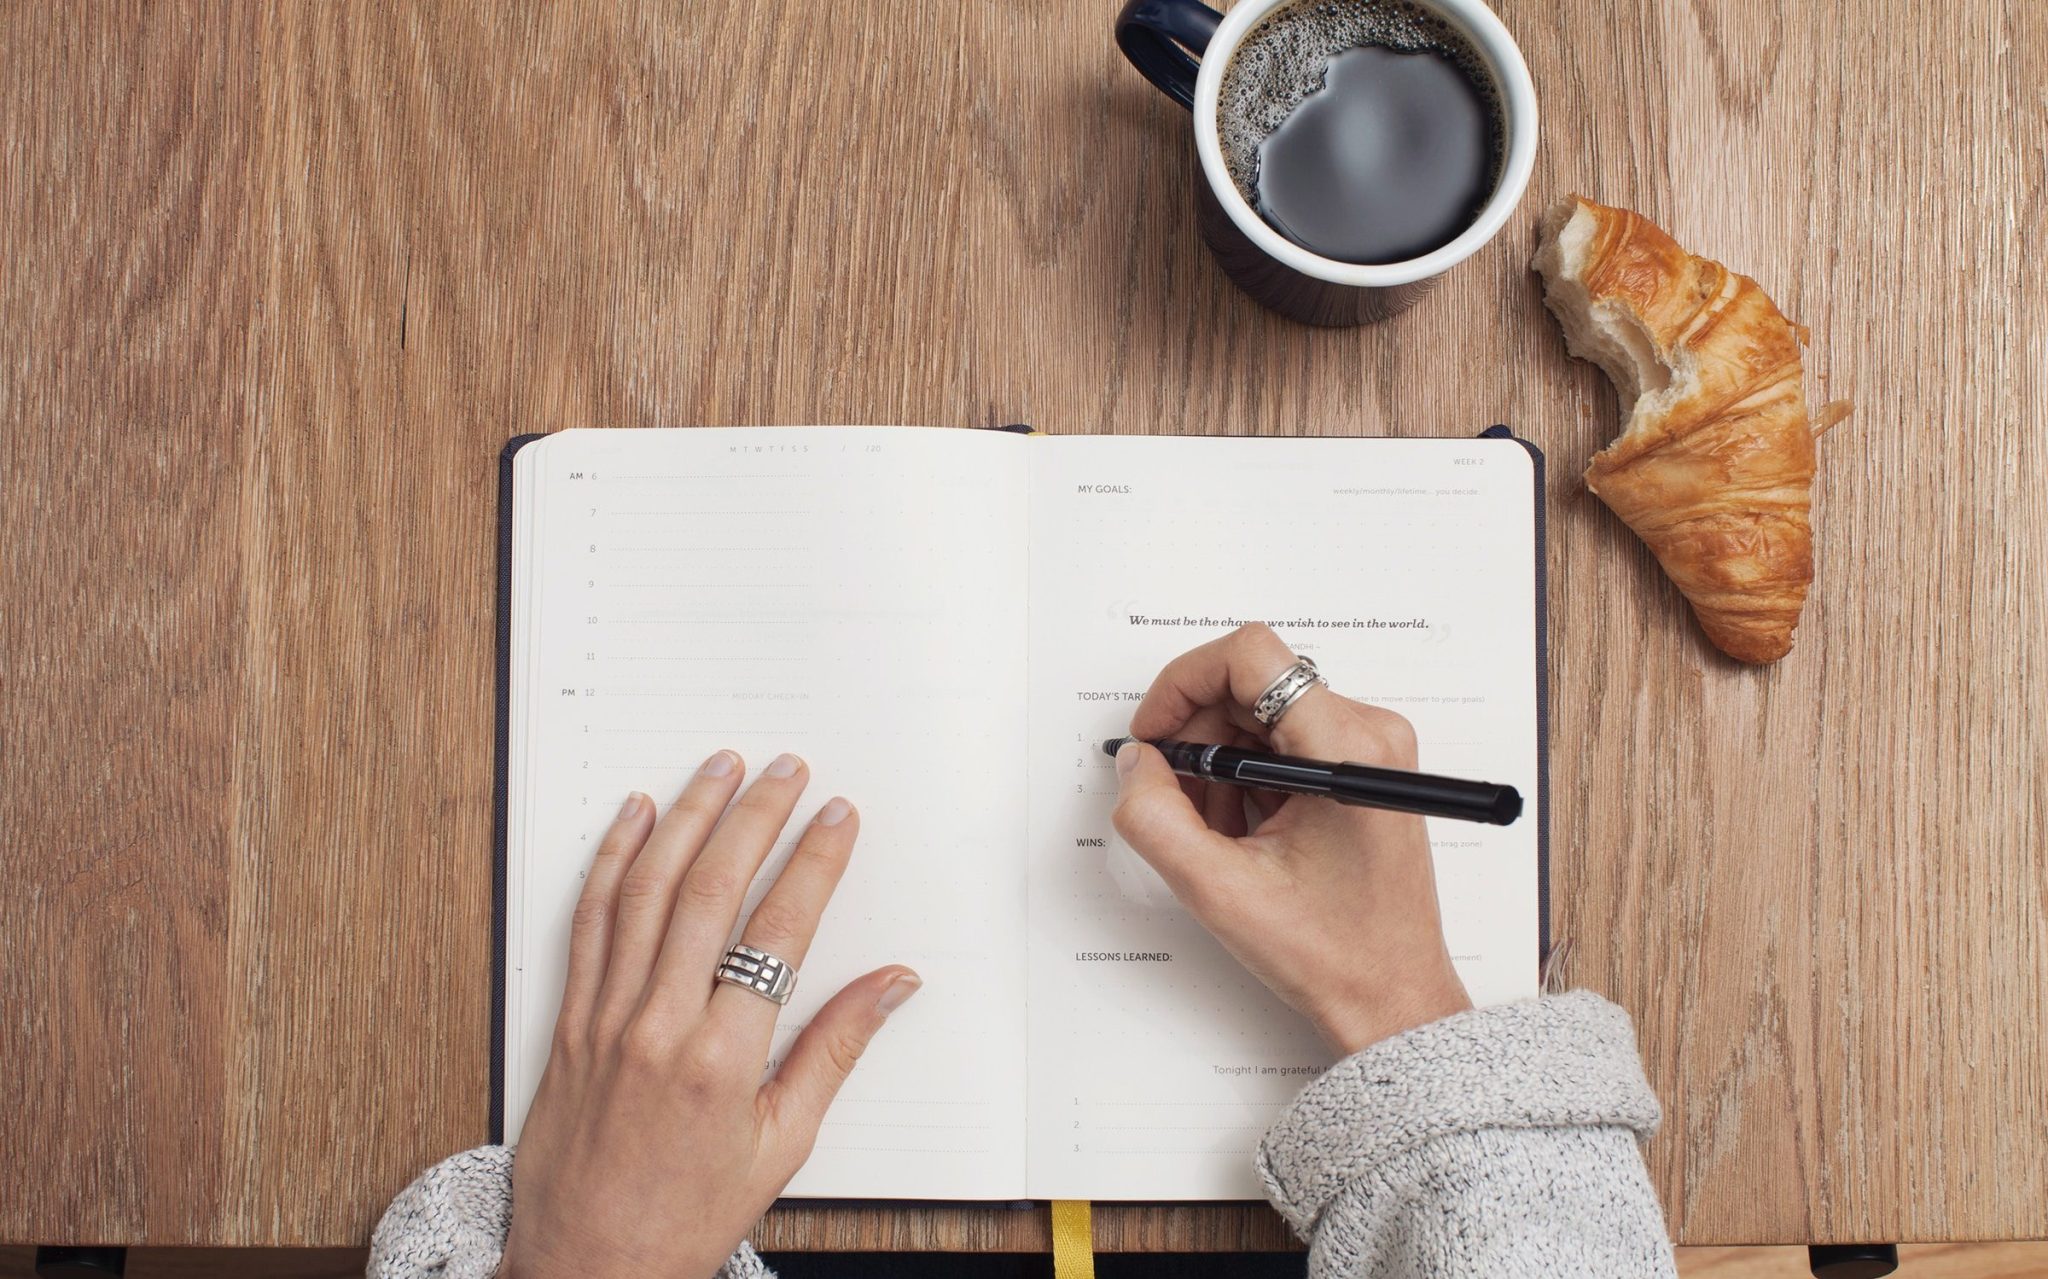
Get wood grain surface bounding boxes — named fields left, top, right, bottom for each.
left=2, top=0, right=2042, bottom=1252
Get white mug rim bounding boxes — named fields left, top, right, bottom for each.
left=1191, top=0, right=1539, bottom=288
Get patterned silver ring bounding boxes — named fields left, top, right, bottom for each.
left=715, top=943, right=798, bottom=1006
left=1251, top=655, right=1327, bottom=728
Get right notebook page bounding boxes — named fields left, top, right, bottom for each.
left=1023, top=434, right=1543, bottom=1200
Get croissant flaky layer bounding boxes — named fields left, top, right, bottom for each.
left=1534, top=195, right=1835, bottom=665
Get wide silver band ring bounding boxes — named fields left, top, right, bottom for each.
left=1252, top=655, right=1327, bottom=728
left=715, top=943, right=798, bottom=1006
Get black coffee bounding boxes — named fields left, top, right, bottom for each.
left=1218, top=0, right=1503, bottom=265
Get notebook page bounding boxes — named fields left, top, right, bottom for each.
left=505, top=426, right=1031, bottom=1199
left=1023, top=435, right=1541, bottom=1200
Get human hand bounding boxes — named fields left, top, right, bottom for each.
left=1113, top=624, right=1472, bottom=1055
left=500, top=751, right=921, bottom=1279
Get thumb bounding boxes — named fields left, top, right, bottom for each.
left=1111, top=742, right=1230, bottom=889
left=761, top=965, right=921, bottom=1166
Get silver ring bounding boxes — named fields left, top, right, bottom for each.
left=1252, top=655, right=1326, bottom=728
left=715, top=943, right=798, bottom=1006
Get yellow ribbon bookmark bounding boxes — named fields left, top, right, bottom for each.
left=1051, top=1199, right=1097, bottom=1279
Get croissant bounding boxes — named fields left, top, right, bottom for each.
left=1533, top=196, right=1848, bottom=664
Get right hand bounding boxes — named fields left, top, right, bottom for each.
left=1113, top=624, right=1473, bottom=1055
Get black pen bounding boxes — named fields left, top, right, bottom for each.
left=1101, top=737, right=1523, bottom=827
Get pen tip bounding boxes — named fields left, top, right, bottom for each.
left=1100, top=737, right=1129, bottom=758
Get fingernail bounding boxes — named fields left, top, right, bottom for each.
left=876, top=973, right=922, bottom=1015
left=817, top=796, right=852, bottom=826
left=618, top=791, right=645, bottom=819
left=765, top=753, right=802, bottom=779
left=1114, top=742, right=1141, bottom=780
left=700, top=750, right=737, bottom=778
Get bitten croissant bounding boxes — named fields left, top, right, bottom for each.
left=1533, top=196, right=1849, bottom=664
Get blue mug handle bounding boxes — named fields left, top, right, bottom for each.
left=1114, top=0, right=1224, bottom=111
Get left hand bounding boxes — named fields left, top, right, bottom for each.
left=499, top=750, right=922, bottom=1279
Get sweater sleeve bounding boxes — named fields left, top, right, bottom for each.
left=365, top=1144, right=774, bottom=1279
left=1256, top=991, right=1675, bottom=1279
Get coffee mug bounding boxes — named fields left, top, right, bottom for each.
left=1115, top=0, right=1537, bottom=326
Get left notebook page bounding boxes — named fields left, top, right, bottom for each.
left=504, top=427, right=1033, bottom=1199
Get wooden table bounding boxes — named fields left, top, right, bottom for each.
left=3, top=0, right=2042, bottom=1255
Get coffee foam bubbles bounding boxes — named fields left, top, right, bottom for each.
left=1217, top=0, right=1504, bottom=217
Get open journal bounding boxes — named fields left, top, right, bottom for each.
left=496, top=425, right=1546, bottom=1202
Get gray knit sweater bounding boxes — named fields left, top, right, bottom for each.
left=369, top=992, right=1674, bottom=1277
